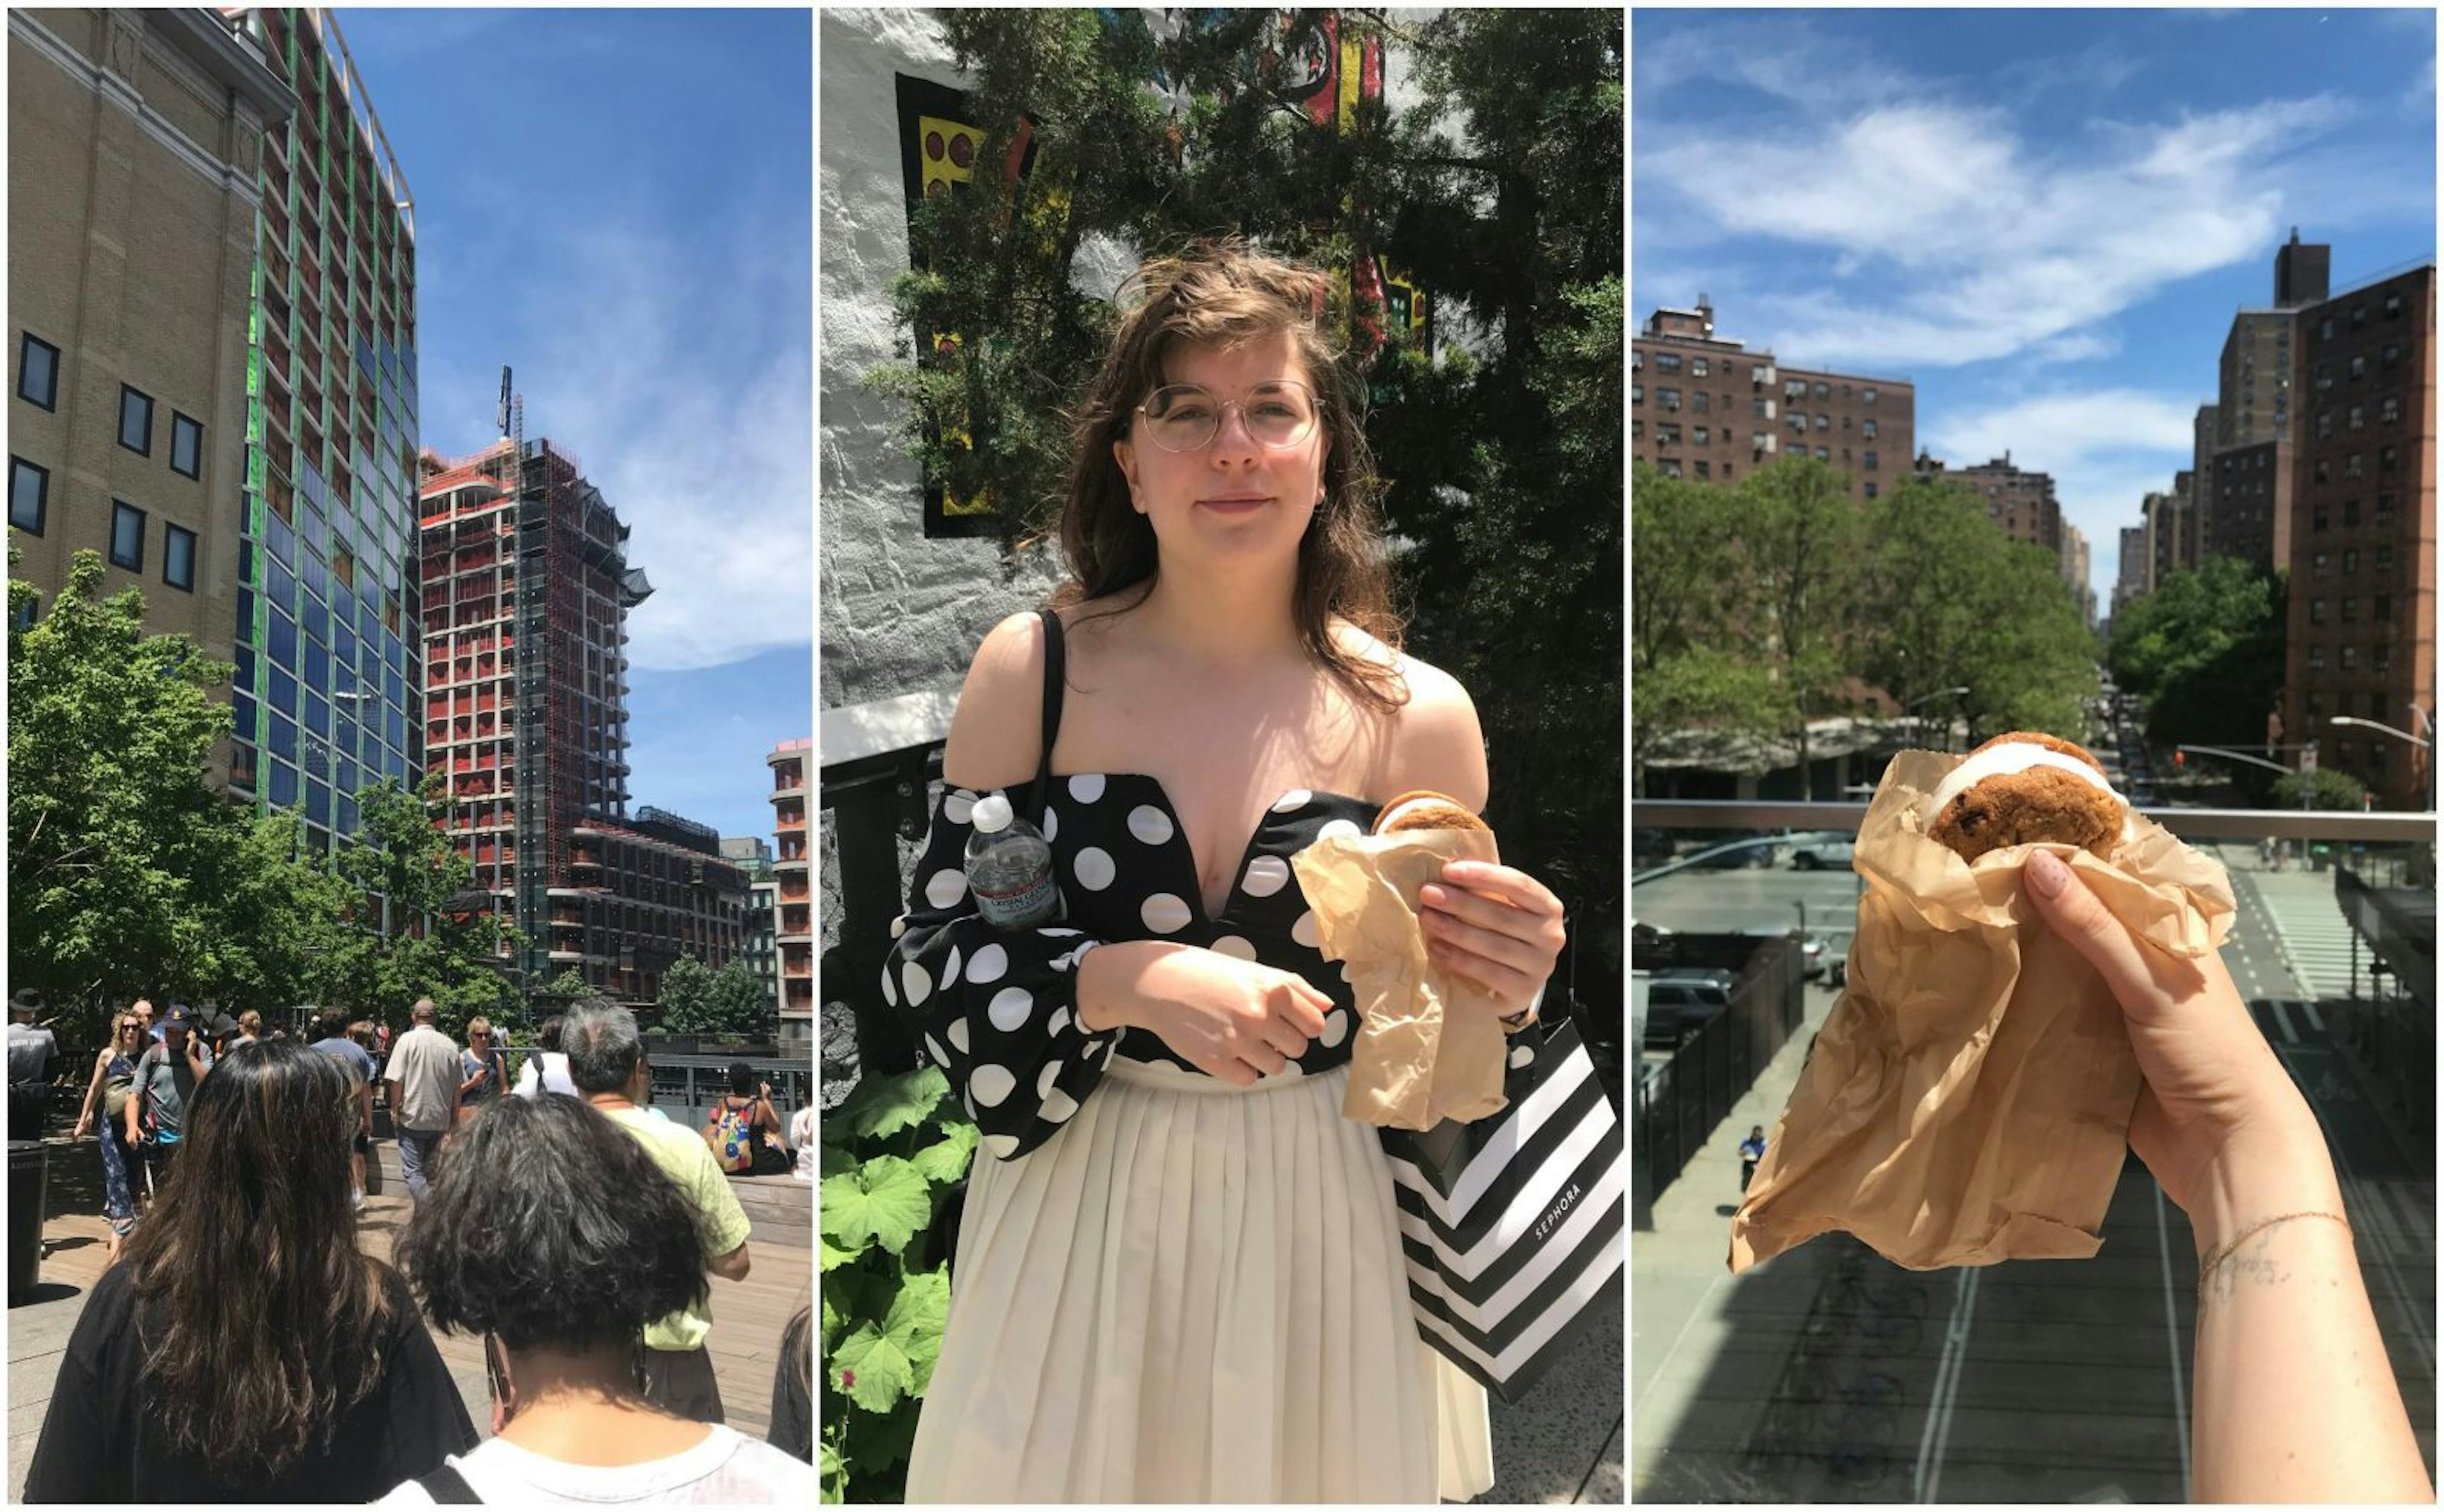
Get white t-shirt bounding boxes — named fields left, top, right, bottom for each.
left=790, top=1105, right=817, bottom=1182
left=375, top=1424, right=812, bottom=1505
left=512, top=1050, right=581, bottom=1100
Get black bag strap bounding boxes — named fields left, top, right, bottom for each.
left=1025, top=608, right=1067, bottom=823
left=417, top=1464, right=482, bottom=1504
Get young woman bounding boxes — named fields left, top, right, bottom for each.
left=890, top=244, right=1566, bottom=1502
left=67, top=1011, right=146, bottom=1256
left=24, top=1041, right=474, bottom=1501
left=381, top=1093, right=811, bottom=1503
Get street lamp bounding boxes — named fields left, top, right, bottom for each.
left=1904, top=686, right=1972, bottom=753
left=2330, top=715, right=2434, bottom=813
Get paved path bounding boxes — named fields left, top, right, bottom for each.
left=8, top=1134, right=812, bottom=1497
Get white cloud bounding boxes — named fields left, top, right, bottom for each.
left=1633, top=20, right=2401, bottom=372
left=419, top=210, right=813, bottom=674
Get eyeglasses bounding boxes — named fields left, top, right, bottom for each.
left=1134, top=381, right=1319, bottom=454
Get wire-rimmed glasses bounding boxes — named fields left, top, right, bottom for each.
left=1134, top=380, right=1319, bottom=453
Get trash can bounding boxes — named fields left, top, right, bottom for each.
left=8, top=1138, right=48, bottom=1303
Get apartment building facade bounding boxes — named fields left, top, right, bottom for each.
left=2280, top=264, right=2436, bottom=809
left=720, top=835, right=782, bottom=1019
left=10, top=9, right=293, bottom=699
left=1941, top=452, right=2061, bottom=554
left=1631, top=300, right=1914, bottom=502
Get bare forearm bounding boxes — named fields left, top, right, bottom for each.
left=2188, top=1140, right=2431, bottom=1502
left=1075, top=939, right=1188, bottom=1033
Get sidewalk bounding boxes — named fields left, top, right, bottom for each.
left=9, top=1133, right=811, bottom=1496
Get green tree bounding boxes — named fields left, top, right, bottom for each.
left=660, top=955, right=777, bottom=1043
left=8, top=549, right=250, bottom=1036
left=1737, top=456, right=1865, bottom=794
left=1629, top=461, right=1781, bottom=791
left=195, top=808, right=358, bottom=1018
left=324, top=777, right=520, bottom=1035
left=656, top=954, right=717, bottom=1032
left=2273, top=767, right=2370, bottom=810
left=2107, top=556, right=2286, bottom=764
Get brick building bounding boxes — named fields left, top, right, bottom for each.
left=1935, top=451, right=2061, bottom=553
left=1632, top=299, right=1913, bottom=501
left=2280, top=263, right=2436, bottom=809
left=770, top=738, right=813, bottom=1047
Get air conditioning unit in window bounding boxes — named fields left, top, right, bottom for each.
left=1755, top=433, right=1776, bottom=454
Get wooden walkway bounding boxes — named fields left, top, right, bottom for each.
left=8, top=1134, right=811, bottom=1495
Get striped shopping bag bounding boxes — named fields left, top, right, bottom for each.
left=1381, top=1019, right=1627, bottom=1403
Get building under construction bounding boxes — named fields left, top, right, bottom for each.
left=418, top=435, right=748, bottom=1005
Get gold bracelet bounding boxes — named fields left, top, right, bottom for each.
left=2196, top=1210, right=2352, bottom=1292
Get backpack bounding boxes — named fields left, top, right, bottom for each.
left=705, top=1098, right=755, bottom=1174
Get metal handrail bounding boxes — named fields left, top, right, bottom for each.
left=1633, top=801, right=2436, bottom=844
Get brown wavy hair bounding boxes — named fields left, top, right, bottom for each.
left=120, top=1039, right=393, bottom=1482
left=1052, top=240, right=1408, bottom=710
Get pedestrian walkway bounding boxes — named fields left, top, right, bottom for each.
left=8, top=1133, right=813, bottom=1496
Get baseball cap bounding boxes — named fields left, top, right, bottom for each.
left=163, top=1005, right=199, bottom=1032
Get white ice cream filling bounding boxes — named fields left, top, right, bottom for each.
left=1375, top=795, right=1466, bottom=831
left=1922, top=741, right=2125, bottom=823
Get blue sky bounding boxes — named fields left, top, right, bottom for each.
left=340, top=8, right=812, bottom=843
left=1632, top=7, right=2436, bottom=606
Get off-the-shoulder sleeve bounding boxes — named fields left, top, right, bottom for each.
left=886, top=785, right=1122, bottom=1161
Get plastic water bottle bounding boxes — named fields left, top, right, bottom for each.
left=964, top=793, right=1060, bottom=929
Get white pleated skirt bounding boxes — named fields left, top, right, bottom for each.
left=904, top=1055, right=1495, bottom=1504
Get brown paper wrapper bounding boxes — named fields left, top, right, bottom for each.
left=1726, top=748, right=2235, bottom=1272
left=1290, top=829, right=1511, bottom=1130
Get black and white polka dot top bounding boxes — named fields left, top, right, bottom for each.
left=888, top=773, right=1373, bottom=1163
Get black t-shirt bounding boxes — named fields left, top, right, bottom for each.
left=22, top=1260, right=476, bottom=1502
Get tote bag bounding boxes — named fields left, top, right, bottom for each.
left=1382, top=1018, right=1626, bottom=1403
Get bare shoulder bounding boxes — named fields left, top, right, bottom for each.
left=1328, top=623, right=1488, bottom=810
left=941, top=610, right=1051, bottom=792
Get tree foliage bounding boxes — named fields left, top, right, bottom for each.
left=2273, top=767, right=2371, bottom=811
left=2105, top=556, right=2287, bottom=762
left=657, top=954, right=778, bottom=1044
left=871, top=9, right=1624, bottom=984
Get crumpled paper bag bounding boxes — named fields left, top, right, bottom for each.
left=1291, top=828, right=1512, bottom=1130
left=1727, top=748, right=2235, bottom=1272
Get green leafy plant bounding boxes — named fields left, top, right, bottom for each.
left=817, top=1063, right=977, bottom=1502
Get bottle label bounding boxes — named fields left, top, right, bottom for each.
left=974, top=871, right=1059, bottom=930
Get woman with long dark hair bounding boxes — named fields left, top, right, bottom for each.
left=24, top=1040, right=475, bottom=1501
left=380, top=1093, right=811, bottom=1502
left=890, top=243, right=1568, bottom=1501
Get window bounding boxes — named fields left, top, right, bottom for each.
left=2384, top=291, right=2403, bottom=319
left=2377, top=594, right=2392, bottom=623
left=1753, top=397, right=1770, bottom=417
left=17, top=334, right=58, bottom=409
left=1692, top=426, right=1709, bottom=446
left=109, top=501, right=145, bottom=571
left=2349, top=355, right=2366, bottom=380
left=1658, top=458, right=1682, bottom=479
left=1656, top=353, right=1681, bottom=372
left=1723, top=464, right=1734, bottom=481
left=2308, top=693, right=2324, bottom=719
left=1815, top=412, right=1830, bottom=431
left=2316, top=412, right=2333, bottom=438
left=1814, top=445, right=1829, bottom=461
left=1630, top=383, right=1643, bottom=406
left=1863, top=450, right=1878, bottom=472
left=1631, top=349, right=1643, bottom=371
left=1862, top=387, right=1878, bottom=405
left=1785, top=379, right=1808, bottom=400
left=2310, top=598, right=2326, bottom=625
left=2343, top=549, right=2359, bottom=574
left=171, top=414, right=202, bottom=479
left=1862, top=419, right=1877, bottom=440
left=2345, top=452, right=2364, bottom=479
left=2382, top=396, right=2401, bottom=423
left=2315, top=365, right=2332, bottom=391
left=1659, top=388, right=1680, bottom=410
left=1862, top=481, right=1878, bottom=500
left=10, top=457, right=46, bottom=535
left=1752, top=363, right=1771, bottom=384
left=1694, top=460, right=1710, bottom=480
left=1691, top=358, right=1709, bottom=378
left=117, top=386, right=153, bottom=455
left=164, top=523, right=196, bottom=592
left=2382, top=342, right=2400, bottom=369
left=2319, top=316, right=2335, bottom=340
left=2377, top=545, right=2394, bottom=573
left=2310, top=644, right=2327, bottom=671
left=1659, top=423, right=1681, bottom=445
left=2342, top=597, right=2357, bottom=623
left=1814, top=381, right=1830, bottom=400
left=2314, top=551, right=2331, bottom=577
left=1789, top=410, right=1808, bottom=432
left=2375, top=642, right=2392, bottom=673
left=2314, top=459, right=2330, bottom=484
left=2350, top=303, right=2366, bottom=329
left=2377, top=493, right=2396, bottom=524
left=2314, top=503, right=2330, bottom=531
left=1630, top=420, right=1643, bottom=442
left=2338, top=645, right=2354, bottom=671
left=2349, top=404, right=2363, bottom=430
left=1692, top=391, right=1710, bottom=413
left=2379, top=444, right=2398, bottom=473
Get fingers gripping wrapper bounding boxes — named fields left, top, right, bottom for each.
left=1291, top=792, right=1510, bottom=1131
left=1727, top=745, right=2236, bottom=1272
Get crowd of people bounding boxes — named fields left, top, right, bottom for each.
left=14, top=993, right=817, bottom=1503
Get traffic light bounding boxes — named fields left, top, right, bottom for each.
left=2174, top=750, right=2184, bottom=768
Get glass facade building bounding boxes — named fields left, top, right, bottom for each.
left=225, top=8, right=419, bottom=850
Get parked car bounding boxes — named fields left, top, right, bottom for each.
left=1686, top=837, right=1781, bottom=869
left=1787, top=833, right=1855, bottom=871
left=1633, top=829, right=1676, bottom=868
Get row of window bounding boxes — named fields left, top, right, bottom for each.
left=2315, top=290, right=2408, bottom=342
left=2308, top=447, right=2401, bottom=484
left=2312, top=396, right=2405, bottom=437
left=1648, top=455, right=1882, bottom=498
left=2310, top=546, right=2398, bottom=577
left=2313, top=344, right=2408, bottom=389
left=2305, top=643, right=2397, bottom=674
left=18, top=333, right=205, bottom=480
left=10, top=457, right=197, bottom=591
left=2304, top=595, right=2395, bottom=625
left=2312, top=496, right=2399, bottom=531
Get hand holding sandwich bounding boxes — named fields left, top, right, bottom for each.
left=1376, top=792, right=1566, bottom=1022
